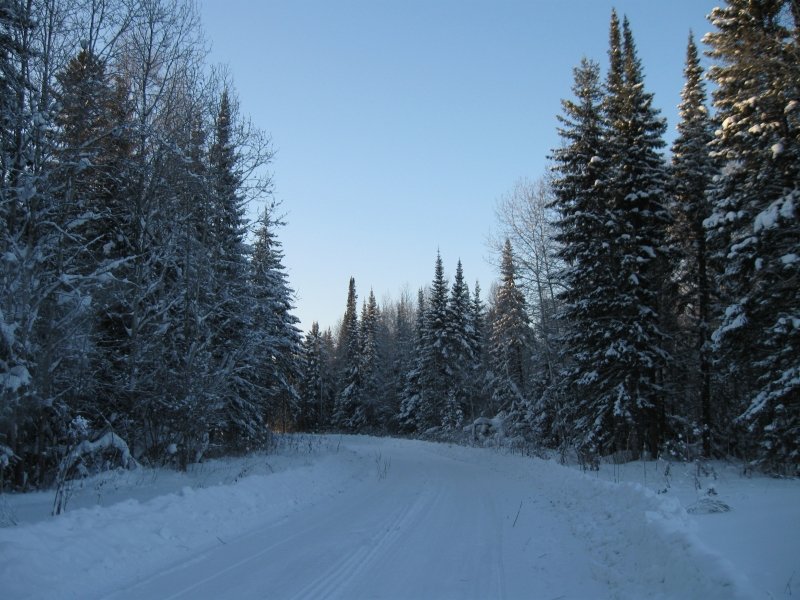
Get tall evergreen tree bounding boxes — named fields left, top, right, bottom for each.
left=670, top=33, right=716, bottom=457
left=551, top=13, right=671, bottom=458
left=467, top=280, right=489, bottom=421
left=398, top=252, right=452, bottom=432
left=550, top=57, right=613, bottom=455
left=299, top=322, right=325, bottom=431
left=386, top=291, right=416, bottom=430
left=54, top=46, right=137, bottom=430
left=489, top=240, right=533, bottom=426
left=442, top=260, right=472, bottom=429
left=205, top=88, right=258, bottom=445
left=333, top=277, right=361, bottom=429
left=419, top=251, right=451, bottom=430
left=250, top=206, right=302, bottom=436
left=599, top=13, right=672, bottom=455
left=208, top=89, right=249, bottom=354
left=357, top=289, right=382, bottom=429
left=705, top=0, right=800, bottom=471
left=397, top=289, right=427, bottom=431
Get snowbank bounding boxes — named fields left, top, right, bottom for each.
left=0, top=438, right=371, bottom=600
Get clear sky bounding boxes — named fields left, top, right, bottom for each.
left=198, top=0, right=719, bottom=333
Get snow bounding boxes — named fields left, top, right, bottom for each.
left=1, top=365, right=31, bottom=392
left=1, top=436, right=796, bottom=599
left=755, top=196, right=794, bottom=232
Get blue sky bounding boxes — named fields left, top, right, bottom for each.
left=199, top=0, right=719, bottom=332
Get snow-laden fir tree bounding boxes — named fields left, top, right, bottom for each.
left=208, top=89, right=250, bottom=357
left=205, top=88, right=263, bottom=445
left=598, top=13, right=672, bottom=455
left=670, top=33, right=717, bottom=457
left=150, top=93, right=219, bottom=467
left=333, top=277, right=362, bottom=430
left=356, top=289, right=383, bottom=429
left=488, top=240, right=533, bottom=431
left=397, top=289, right=427, bottom=431
left=467, top=280, right=489, bottom=421
left=550, top=57, right=611, bottom=455
left=704, top=0, right=800, bottom=471
left=53, top=47, right=132, bottom=417
left=417, top=251, right=451, bottom=431
left=442, top=260, right=472, bottom=429
left=299, top=322, right=325, bottom=430
left=385, top=291, right=416, bottom=430
left=551, top=13, right=671, bottom=458
left=250, top=205, right=302, bottom=436
left=299, top=323, right=337, bottom=430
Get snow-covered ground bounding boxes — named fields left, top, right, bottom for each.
left=0, top=435, right=797, bottom=599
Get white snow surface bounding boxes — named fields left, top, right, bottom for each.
left=1, top=435, right=797, bottom=599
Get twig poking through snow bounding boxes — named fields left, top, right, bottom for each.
left=513, top=499, right=523, bottom=527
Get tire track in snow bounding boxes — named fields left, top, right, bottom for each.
left=482, top=494, right=507, bottom=600
left=288, top=483, right=441, bottom=600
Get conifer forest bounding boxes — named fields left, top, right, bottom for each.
left=1, top=0, right=798, bottom=494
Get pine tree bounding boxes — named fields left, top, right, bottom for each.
left=489, top=240, right=533, bottom=429
left=550, top=57, right=612, bottom=455
left=419, top=251, right=450, bottom=430
left=204, top=89, right=259, bottom=445
left=551, top=13, right=671, bottom=458
left=442, top=260, right=472, bottom=429
left=705, top=0, right=800, bottom=471
left=299, top=322, right=324, bottom=431
left=386, top=291, right=416, bottom=430
left=397, top=289, right=427, bottom=431
left=600, top=13, right=672, bottom=455
left=208, top=89, right=249, bottom=355
left=53, top=46, right=138, bottom=430
left=333, top=277, right=361, bottom=430
left=467, top=280, right=489, bottom=421
left=670, top=33, right=716, bottom=457
left=357, top=290, right=382, bottom=429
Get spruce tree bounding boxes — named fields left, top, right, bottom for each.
left=419, top=251, right=451, bottom=430
left=357, top=290, right=382, bottom=429
left=705, top=0, right=800, bottom=471
left=489, top=240, right=533, bottom=427
left=397, top=289, right=427, bottom=431
left=299, top=322, right=324, bottom=431
left=53, top=46, right=138, bottom=431
left=600, top=13, right=671, bottom=455
left=467, top=280, right=489, bottom=421
left=208, top=89, right=249, bottom=356
left=207, top=89, right=258, bottom=445
left=550, top=57, right=613, bottom=455
left=442, top=260, right=472, bottom=429
left=387, top=291, right=416, bottom=430
left=250, top=206, right=302, bottom=436
left=333, top=277, right=361, bottom=429
left=670, top=33, right=716, bottom=457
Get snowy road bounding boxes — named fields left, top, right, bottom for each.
left=2, top=436, right=757, bottom=599
left=106, top=438, right=600, bottom=600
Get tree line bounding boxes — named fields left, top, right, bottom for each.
left=296, top=2, right=798, bottom=474
left=0, top=0, right=301, bottom=490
